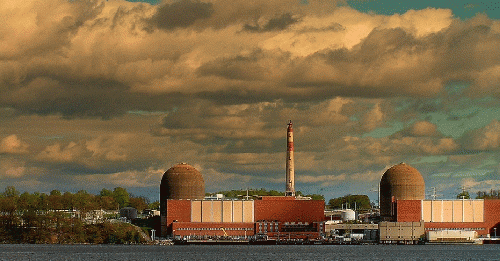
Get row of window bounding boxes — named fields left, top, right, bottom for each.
left=425, top=227, right=485, bottom=231
left=177, top=227, right=252, bottom=231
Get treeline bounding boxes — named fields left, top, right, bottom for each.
left=208, top=188, right=325, bottom=200
left=476, top=190, right=500, bottom=199
left=0, top=213, right=146, bottom=244
left=455, top=190, right=500, bottom=199
left=0, top=186, right=159, bottom=213
left=0, top=186, right=152, bottom=244
left=327, top=195, right=371, bottom=210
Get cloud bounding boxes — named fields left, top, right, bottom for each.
left=202, top=168, right=252, bottom=191
left=461, top=119, right=500, bottom=151
left=0, top=135, right=29, bottom=154
left=460, top=177, right=500, bottom=193
left=244, top=13, right=299, bottom=32
left=0, top=3, right=499, bottom=119
left=0, top=0, right=104, bottom=59
left=392, top=121, right=442, bottom=138
left=297, top=174, right=346, bottom=187
left=147, top=0, right=214, bottom=30
left=0, top=159, right=26, bottom=178
left=81, top=167, right=165, bottom=188
left=0, top=1, right=499, bottom=201
left=361, top=103, right=385, bottom=132
left=34, top=133, right=176, bottom=173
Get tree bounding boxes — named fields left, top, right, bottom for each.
left=49, top=191, right=63, bottom=210
left=457, top=191, right=470, bottom=199
left=129, top=197, right=148, bottom=212
left=148, top=201, right=160, bottom=210
left=113, top=187, right=130, bottom=209
left=328, top=195, right=371, bottom=210
left=99, top=196, right=118, bottom=210
left=74, top=190, right=96, bottom=213
left=3, top=186, right=20, bottom=198
left=100, top=188, right=113, bottom=197
left=50, top=190, right=62, bottom=196
left=61, top=191, right=75, bottom=210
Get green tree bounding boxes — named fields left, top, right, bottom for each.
left=74, top=190, right=96, bottom=214
left=99, top=196, right=118, bottom=210
left=3, top=186, right=20, bottom=198
left=100, top=188, right=113, bottom=197
left=113, top=187, right=130, bottom=209
left=328, top=195, right=371, bottom=210
left=148, top=201, right=160, bottom=210
left=50, top=190, right=62, bottom=196
left=457, top=191, right=471, bottom=199
left=61, top=191, right=75, bottom=210
left=48, top=191, right=63, bottom=210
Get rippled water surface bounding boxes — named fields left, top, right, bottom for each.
left=0, top=244, right=498, bottom=260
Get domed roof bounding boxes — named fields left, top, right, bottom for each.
left=160, top=163, right=205, bottom=200
left=379, top=163, right=425, bottom=219
left=380, top=163, right=424, bottom=187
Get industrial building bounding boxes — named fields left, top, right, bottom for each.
left=380, top=162, right=500, bottom=241
left=393, top=199, right=500, bottom=237
left=379, top=221, right=424, bottom=244
left=160, top=122, right=325, bottom=241
left=158, top=121, right=500, bottom=243
left=380, top=163, right=425, bottom=220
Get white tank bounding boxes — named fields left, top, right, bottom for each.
left=341, top=209, right=356, bottom=222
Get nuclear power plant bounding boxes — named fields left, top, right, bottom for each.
left=158, top=121, right=500, bottom=244
left=379, top=163, right=425, bottom=220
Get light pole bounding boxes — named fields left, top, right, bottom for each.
left=494, top=228, right=497, bottom=238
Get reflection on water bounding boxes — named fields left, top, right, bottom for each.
left=0, top=244, right=498, bottom=261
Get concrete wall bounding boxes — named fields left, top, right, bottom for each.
left=190, top=200, right=254, bottom=223
left=421, top=200, right=484, bottom=223
left=427, top=230, right=477, bottom=242
left=379, top=221, right=425, bottom=242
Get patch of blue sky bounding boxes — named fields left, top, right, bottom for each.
left=411, top=155, right=448, bottom=165
left=430, top=169, right=489, bottom=178
left=445, top=81, right=469, bottom=96
left=361, top=121, right=404, bottom=138
left=428, top=107, right=500, bottom=138
left=347, top=0, right=500, bottom=19
left=478, top=156, right=498, bottom=168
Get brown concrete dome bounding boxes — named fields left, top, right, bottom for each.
left=380, top=163, right=425, bottom=219
left=160, top=163, right=205, bottom=200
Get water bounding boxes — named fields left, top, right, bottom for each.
left=0, top=244, right=498, bottom=260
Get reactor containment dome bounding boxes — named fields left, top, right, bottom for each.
left=380, top=163, right=425, bottom=219
left=160, top=163, right=205, bottom=200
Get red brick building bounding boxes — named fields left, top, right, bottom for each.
left=395, top=199, right=500, bottom=236
left=161, top=196, right=325, bottom=239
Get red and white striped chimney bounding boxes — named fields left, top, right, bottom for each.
left=286, top=120, right=295, bottom=197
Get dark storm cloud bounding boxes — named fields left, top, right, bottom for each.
left=147, top=0, right=214, bottom=30
left=197, top=53, right=267, bottom=81
left=0, top=76, right=189, bottom=119
left=244, top=13, right=299, bottom=32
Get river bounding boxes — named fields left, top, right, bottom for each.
left=0, top=244, right=498, bottom=260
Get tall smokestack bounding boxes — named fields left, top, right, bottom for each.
left=286, top=120, right=295, bottom=197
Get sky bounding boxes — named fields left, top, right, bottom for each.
left=1, top=0, right=500, bottom=203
